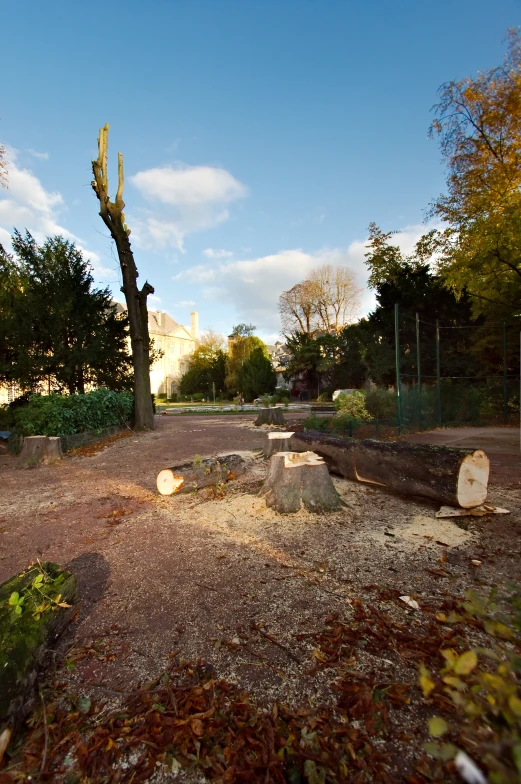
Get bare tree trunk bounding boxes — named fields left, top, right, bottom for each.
left=91, top=125, right=154, bottom=430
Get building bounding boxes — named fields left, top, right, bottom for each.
left=148, top=309, right=198, bottom=397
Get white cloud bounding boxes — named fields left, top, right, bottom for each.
left=27, top=149, right=49, bottom=160
left=129, top=164, right=248, bottom=252
left=175, top=300, right=196, bottom=307
left=0, top=151, right=113, bottom=281
left=148, top=294, right=162, bottom=302
left=173, top=223, right=437, bottom=336
left=203, top=247, right=234, bottom=259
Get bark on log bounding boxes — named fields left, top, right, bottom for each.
left=0, top=562, right=78, bottom=741
left=254, top=408, right=287, bottom=427
left=291, top=432, right=357, bottom=480
left=264, top=431, right=295, bottom=459
left=291, top=432, right=489, bottom=508
left=260, top=451, right=343, bottom=513
left=17, top=436, right=63, bottom=468
left=157, top=454, right=247, bottom=496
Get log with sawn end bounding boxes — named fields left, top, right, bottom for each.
left=156, top=454, right=247, bottom=496
left=291, top=431, right=489, bottom=508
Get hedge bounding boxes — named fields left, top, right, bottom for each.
left=9, top=389, right=134, bottom=437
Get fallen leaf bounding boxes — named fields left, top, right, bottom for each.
left=399, top=595, right=420, bottom=610
left=428, top=716, right=448, bottom=737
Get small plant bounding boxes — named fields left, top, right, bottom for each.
left=7, top=563, right=71, bottom=620
left=419, top=582, right=521, bottom=782
left=261, top=394, right=272, bottom=408
left=334, top=390, right=371, bottom=421
left=193, top=454, right=202, bottom=467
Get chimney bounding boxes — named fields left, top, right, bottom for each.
left=191, top=311, right=199, bottom=339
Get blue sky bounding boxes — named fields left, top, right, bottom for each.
left=1, top=1, right=519, bottom=341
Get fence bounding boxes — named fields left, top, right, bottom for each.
left=394, top=305, right=520, bottom=434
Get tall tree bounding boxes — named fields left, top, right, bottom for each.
left=279, top=264, right=361, bottom=336
left=179, top=338, right=227, bottom=397
left=91, top=124, right=155, bottom=429
left=308, top=264, right=362, bottom=332
left=237, top=346, right=277, bottom=401
left=225, top=332, right=268, bottom=393
left=0, top=232, right=132, bottom=393
left=279, top=282, right=317, bottom=336
left=427, top=29, right=521, bottom=318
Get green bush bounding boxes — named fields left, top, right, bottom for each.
left=12, top=389, right=134, bottom=437
left=155, top=393, right=167, bottom=400
left=364, top=387, right=396, bottom=419
left=334, top=390, right=371, bottom=420
left=317, top=391, right=330, bottom=403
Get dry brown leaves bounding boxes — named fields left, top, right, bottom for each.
left=3, top=593, right=479, bottom=784
left=67, top=430, right=134, bottom=458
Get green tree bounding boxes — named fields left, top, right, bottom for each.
left=237, top=347, right=277, bottom=401
left=362, top=224, right=479, bottom=385
left=179, top=344, right=227, bottom=397
left=225, top=333, right=268, bottom=393
left=428, top=29, right=521, bottom=319
left=0, top=231, right=132, bottom=394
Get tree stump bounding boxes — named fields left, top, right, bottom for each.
left=17, top=436, right=63, bottom=468
left=260, top=451, right=343, bottom=513
left=254, top=408, right=287, bottom=427
left=264, top=431, right=295, bottom=459
left=0, top=562, right=78, bottom=743
left=292, top=432, right=489, bottom=508
left=157, top=453, right=247, bottom=496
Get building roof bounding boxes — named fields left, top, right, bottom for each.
left=148, top=310, right=182, bottom=335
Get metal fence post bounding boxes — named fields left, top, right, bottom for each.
left=503, top=321, right=508, bottom=424
left=416, top=312, right=422, bottom=431
left=436, top=319, right=441, bottom=427
left=394, top=304, right=402, bottom=435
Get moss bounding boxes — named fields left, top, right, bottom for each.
left=0, top=562, right=77, bottom=729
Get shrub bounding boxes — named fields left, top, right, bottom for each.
left=364, top=387, right=396, bottom=419
left=302, top=415, right=330, bottom=432
left=317, top=391, right=330, bottom=403
left=334, top=390, right=370, bottom=420
left=12, top=389, right=134, bottom=437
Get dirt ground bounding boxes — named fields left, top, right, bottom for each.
left=1, top=415, right=520, bottom=782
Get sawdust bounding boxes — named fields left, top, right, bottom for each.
left=366, top=513, right=473, bottom=550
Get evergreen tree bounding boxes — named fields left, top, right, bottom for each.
left=237, top=347, right=277, bottom=400
left=0, top=231, right=132, bottom=393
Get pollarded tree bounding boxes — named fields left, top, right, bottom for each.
left=0, top=231, right=132, bottom=393
left=91, top=124, right=155, bottom=429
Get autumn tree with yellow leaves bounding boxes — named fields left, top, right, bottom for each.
left=426, top=29, right=521, bottom=319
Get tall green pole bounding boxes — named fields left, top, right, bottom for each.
left=395, top=303, right=402, bottom=434
left=416, top=312, right=422, bottom=431
left=503, top=321, right=508, bottom=424
left=436, top=319, right=441, bottom=427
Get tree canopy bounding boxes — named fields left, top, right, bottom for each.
left=237, top=346, right=277, bottom=401
left=279, top=264, right=361, bottom=336
left=427, top=29, right=521, bottom=319
left=0, top=231, right=132, bottom=394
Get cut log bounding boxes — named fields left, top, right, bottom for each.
left=291, top=432, right=489, bottom=508
left=264, top=431, right=295, bottom=459
left=260, top=451, right=343, bottom=513
left=254, top=408, right=287, bottom=427
left=291, top=432, right=357, bottom=480
left=0, top=562, right=78, bottom=741
left=157, top=453, right=247, bottom=496
left=17, top=436, right=63, bottom=468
